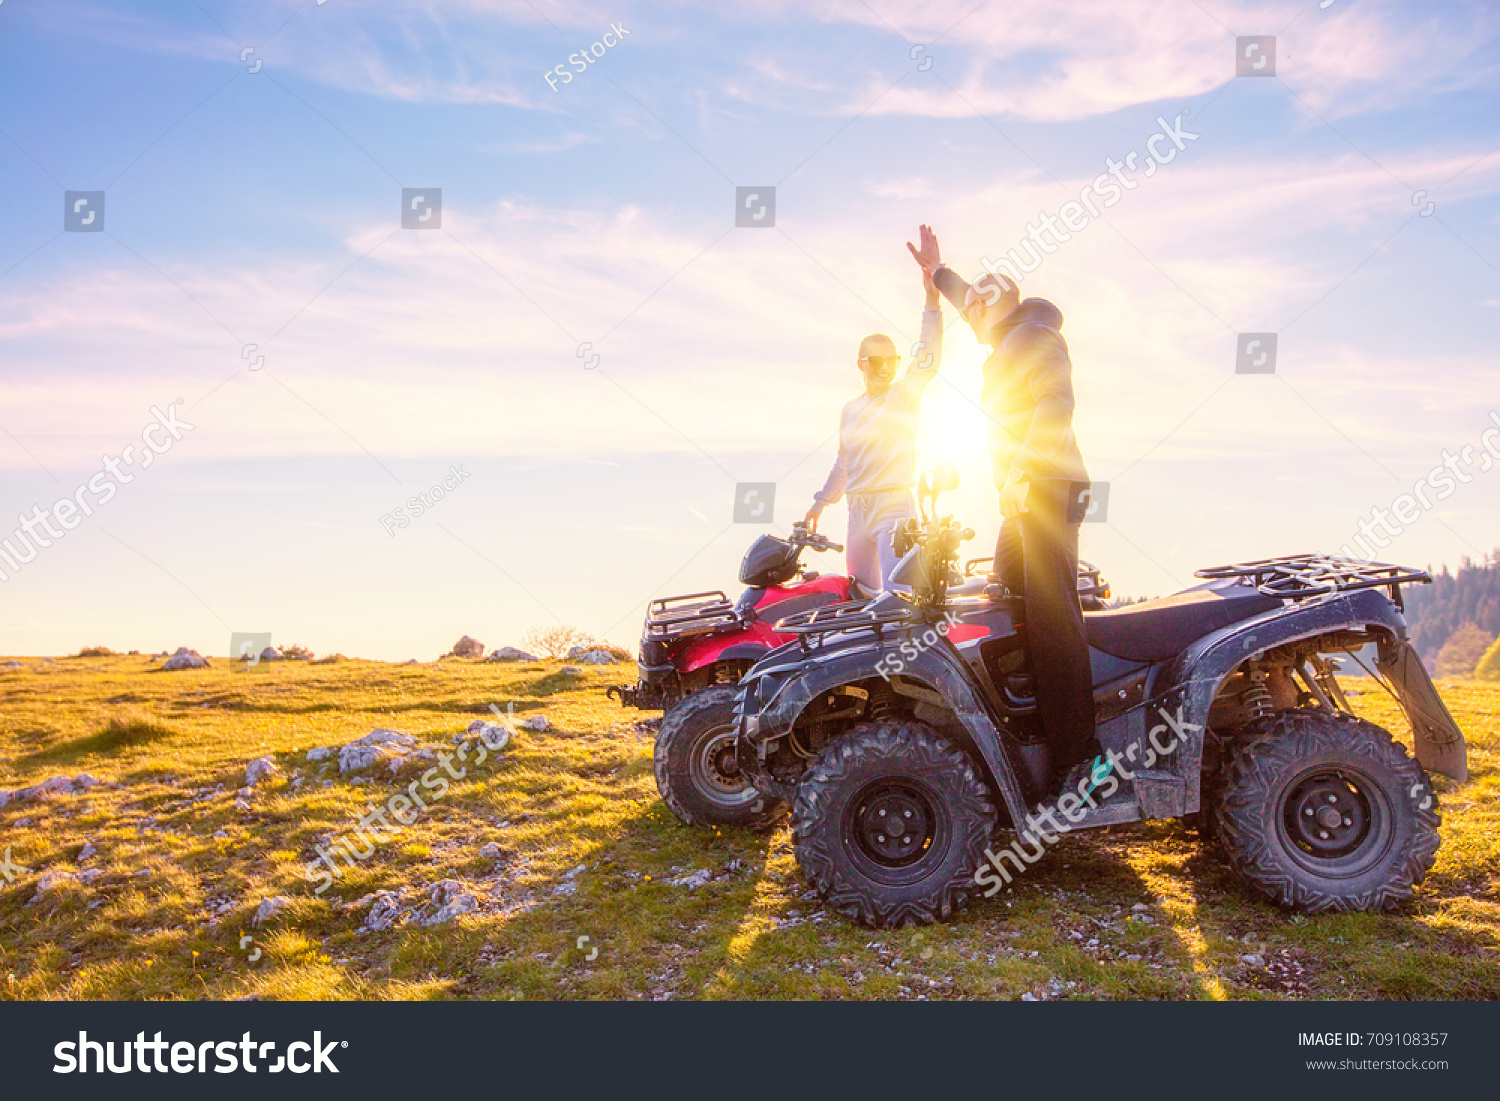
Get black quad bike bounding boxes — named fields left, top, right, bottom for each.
left=614, top=523, right=1112, bottom=830
left=734, top=466, right=1468, bottom=927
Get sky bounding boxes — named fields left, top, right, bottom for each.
left=0, top=0, right=1497, bottom=661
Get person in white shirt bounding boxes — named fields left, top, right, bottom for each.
left=804, top=253, right=945, bottom=591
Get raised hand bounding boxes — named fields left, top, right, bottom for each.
left=906, top=224, right=942, bottom=274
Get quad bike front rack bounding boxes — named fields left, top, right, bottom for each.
left=1195, top=555, right=1431, bottom=609
left=773, top=598, right=914, bottom=650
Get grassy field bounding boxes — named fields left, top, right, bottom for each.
left=0, top=652, right=1496, bottom=1001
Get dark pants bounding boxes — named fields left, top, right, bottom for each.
left=994, top=479, right=1097, bottom=775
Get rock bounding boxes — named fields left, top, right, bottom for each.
left=560, top=665, right=582, bottom=676
left=451, top=635, right=485, bottom=659
left=387, top=748, right=436, bottom=773
left=36, top=871, right=78, bottom=894
left=244, top=756, right=278, bottom=786
left=1, top=660, right=24, bottom=669
left=487, top=647, right=538, bottom=662
left=161, top=647, right=210, bottom=671
left=257, top=647, right=281, bottom=663
left=0, top=773, right=105, bottom=809
left=565, top=864, right=586, bottom=879
left=1131, top=903, right=1149, bottom=912
left=338, top=729, right=417, bottom=773
left=1021, top=992, right=1038, bottom=1002
left=1240, top=953, right=1266, bottom=968
left=236, top=786, right=254, bottom=799
left=671, top=869, right=712, bottom=890
left=235, top=798, right=252, bottom=812
left=363, top=891, right=403, bottom=932
left=306, top=746, right=333, bottom=762
left=479, top=842, right=505, bottom=859
left=425, top=880, right=479, bottom=925
left=521, top=715, right=549, bottom=733
left=77, top=842, right=98, bottom=863
left=578, top=650, right=618, bottom=665
left=253, top=896, right=292, bottom=927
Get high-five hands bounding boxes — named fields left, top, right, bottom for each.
left=906, top=224, right=942, bottom=275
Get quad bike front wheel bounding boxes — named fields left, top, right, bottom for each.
left=793, top=722, right=997, bottom=928
left=653, top=685, right=784, bottom=829
left=1213, top=709, right=1440, bottom=913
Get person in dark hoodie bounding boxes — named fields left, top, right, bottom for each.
left=906, top=225, right=1102, bottom=794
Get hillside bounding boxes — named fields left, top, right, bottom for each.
left=1, top=654, right=1497, bottom=1001
left=1405, top=553, right=1500, bottom=666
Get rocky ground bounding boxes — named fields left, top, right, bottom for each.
left=0, top=653, right=1497, bottom=1001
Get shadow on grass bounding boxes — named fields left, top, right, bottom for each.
left=12, top=714, right=178, bottom=771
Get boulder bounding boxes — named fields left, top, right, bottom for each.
left=338, top=729, right=417, bottom=773
left=479, top=842, right=505, bottom=859
left=244, top=756, right=278, bottom=787
left=0, top=773, right=104, bottom=809
left=363, top=891, right=403, bottom=932
left=77, top=842, right=98, bottom=863
left=161, top=647, right=210, bottom=671
left=451, top=636, right=485, bottom=659
left=521, top=715, right=549, bottom=733
left=253, top=896, right=292, bottom=927
left=425, top=880, right=479, bottom=926
left=258, top=647, right=282, bottom=662
left=560, top=665, right=583, bottom=676
left=306, top=746, right=333, bottom=762
left=578, top=650, right=618, bottom=665
left=35, top=871, right=77, bottom=895
left=487, top=647, right=538, bottom=662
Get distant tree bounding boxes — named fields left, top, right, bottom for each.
left=1476, top=635, right=1500, bottom=682
left=1433, top=622, right=1495, bottom=678
left=1403, top=551, right=1500, bottom=664
left=522, top=625, right=594, bottom=659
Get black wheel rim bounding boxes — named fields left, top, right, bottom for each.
left=688, top=724, right=758, bottom=809
left=844, top=778, right=949, bottom=886
left=1277, top=766, right=1393, bottom=877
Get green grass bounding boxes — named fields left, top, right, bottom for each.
left=0, top=654, right=1497, bottom=1001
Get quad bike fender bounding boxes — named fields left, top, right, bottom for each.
left=1147, top=588, right=1465, bottom=815
left=742, top=633, right=1033, bottom=830
left=678, top=623, right=779, bottom=675
left=1375, top=636, right=1467, bottom=782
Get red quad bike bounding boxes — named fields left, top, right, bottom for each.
left=610, top=522, right=1113, bottom=830
left=735, top=465, right=1469, bottom=928
left=608, top=522, right=866, bottom=828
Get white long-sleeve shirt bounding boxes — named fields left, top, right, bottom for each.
left=814, top=306, right=943, bottom=505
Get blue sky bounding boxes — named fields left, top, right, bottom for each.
left=1, top=0, right=1498, bottom=660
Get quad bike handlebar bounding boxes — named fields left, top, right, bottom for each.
left=790, top=520, right=843, bottom=554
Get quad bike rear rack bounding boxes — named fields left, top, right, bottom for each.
left=644, top=591, right=741, bottom=641
left=774, top=598, right=914, bottom=647
left=1195, top=555, right=1431, bottom=608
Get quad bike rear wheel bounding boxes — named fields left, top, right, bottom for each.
left=1213, top=709, right=1440, bottom=913
left=793, top=722, right=997, bottom=928
left=653, top=685, right=784, bottom=829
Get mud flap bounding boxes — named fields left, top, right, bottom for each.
left=1376, top=639, right=1468, bottom=782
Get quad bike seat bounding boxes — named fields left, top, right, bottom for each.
left=1084, top=580, right=1282, bottom=662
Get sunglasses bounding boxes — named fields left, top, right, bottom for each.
left=860, top=355, right=900, bottom=370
